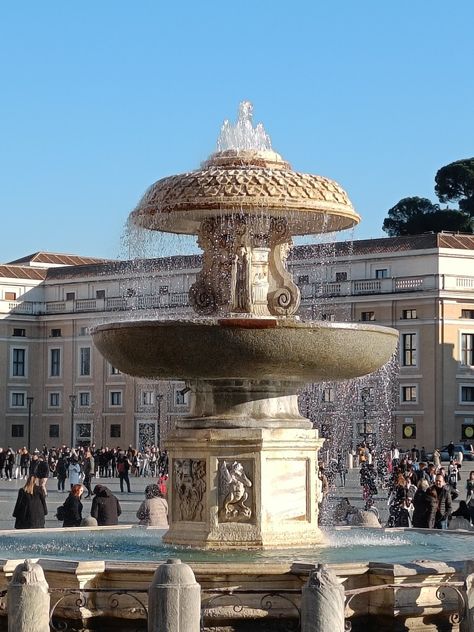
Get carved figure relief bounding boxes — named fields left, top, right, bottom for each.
left=231, top=247, right=251, bottom=312
left=218, top=460, right=253, bottom=522
left=173, top=459, right=206, bottom=522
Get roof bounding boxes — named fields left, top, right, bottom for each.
left=0, top=265, right=47, bottom=280
left=6, top=252, right=109, bottom=267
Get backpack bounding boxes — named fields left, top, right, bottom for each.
left=117, top=460, right=125, bottom=473
left=56, top=505, right=65, bottom=521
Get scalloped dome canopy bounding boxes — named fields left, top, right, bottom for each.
left=130, top=149, right=360, bottom=236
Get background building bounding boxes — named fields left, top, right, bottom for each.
left=1, top=234, right=473, bottom=452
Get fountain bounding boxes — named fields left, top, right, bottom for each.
left=92, top=102, right=398, bottom=549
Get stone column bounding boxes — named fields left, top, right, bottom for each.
left=301, top=564, right=345, bottom=632
left=7, top=559, right=50, bottom=632
left=148, top=558, right=201, bottom=632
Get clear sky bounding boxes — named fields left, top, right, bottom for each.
left=1, top=1, right=473, bottom=263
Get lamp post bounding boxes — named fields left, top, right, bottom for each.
left=69, top=394, right=77, bottom=449
left=26, top=396, right=34, bottom=452
left=361, top=387, right=372, bottom=445
left=156, top=393, right=164, bottom=450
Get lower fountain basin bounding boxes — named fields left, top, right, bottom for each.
left=0, top=526, right=472, bottom=564
left=92, top=319, right=398, bottom=381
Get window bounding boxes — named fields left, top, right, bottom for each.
left=361, top=311, right=375, bottom=321
left=361, top=387, right=374, bottom=402
left=96, top=289, right=106, bottom=299
left=11, top=424, right=24, bottom=438
left=159, top=286, right=169, bottom=295
left=142, top=391, right=154, bottom=406
left=49, top=424, right=60, bottom=438
left=321, top=387, right=334, bottom=403
left=461, top=333, right=474, bottom=366
left=12, top=348, right=26, bottom=376
left=110, top=424, right=121, bottom=438
left=50, top=348, right=61, bottom=377
left=51, top=328, right=62, bottom=337
left=80, top=347, right=91, bottom=376
left=175, top=388, right=188, bottom=405
left=401, top=385, right=417, bottom=402
left=110, top=391, right=122, bottom=406
left=402, top=333, right=417, bottom=367
left=5, top=291, right=17, bottom=300
left=402, top=309, right=417, bottom=319
left=461, top=386, right=474, bottom=403
left=11, top=392, right=25, bottom=407
left=110, top=365, right=121, bottom=375
left=79, top=392, right=90, bottom=407
left=49, top=392, right=60, bottom=407
left=335, top=272, right=348, bottom=282
left=321, top=313, right=335, bottom=321
left=66, top=292, right=75, bottom=301
left=298, top=275, right=309, bottom=285
left=79, top=327, right=89, bottom=336
left=13, top=328, right=26, bottom=337
left=461, top=310, right=474, bottom=319
left=375, top=269, right=388, bottom=279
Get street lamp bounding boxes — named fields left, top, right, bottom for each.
left=69, top=394, right=77, bottom=449
left=156, top=393, right=164, bottom=450
left=26, top=396, right=34, bottom=452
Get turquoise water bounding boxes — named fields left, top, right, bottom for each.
left=0, top=527, right=472, bottom=564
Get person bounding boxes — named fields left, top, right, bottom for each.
left=433, top=448, right=441, bottom=468
left=56, top=455, right=68, bottom=492
left=82, top=449, right=95, bottom=498
left=412, top=479, right=437, bottom=528
left=62, top=483, right=84, bottom=527
left=336, top=453, right=347, bottom=487
left=68, top=457, right=82, bottom=488
left=136, top=484, right=169, bottom=527
left=447, top=441, right=455, bottom=462
left=12, top=475, right=48, bottom=529
left=116, top=451, right=132, bottom=493
left=36, top=455, right=50, bottom=496
left=90, top=485, right=122, bottom=526
left=466, top=470, right=474, bottom=525
left=432, top=475, right=452, bottom=529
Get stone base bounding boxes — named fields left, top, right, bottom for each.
left=163, top=426, right=324, bottom=549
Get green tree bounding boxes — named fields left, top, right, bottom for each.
left=435, top=158, right=474, bottom=216
left=382, top=197, right=471, bottom=236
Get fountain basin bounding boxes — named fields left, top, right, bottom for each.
left=92, top=319, right=398, bottom=381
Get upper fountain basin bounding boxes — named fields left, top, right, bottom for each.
left=130, top=150, right=360, bottom=236
left=92, top=318, right=398, bottom=382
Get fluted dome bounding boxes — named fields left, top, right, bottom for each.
left=130, top=149, right=360, bottom=236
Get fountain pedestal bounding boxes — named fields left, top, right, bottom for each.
left=163, top=383, right=324, bottom=549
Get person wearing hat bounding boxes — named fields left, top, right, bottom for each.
left=90, top=485, right=122, bottom=526
left=136, top=484, right=168, bottom=528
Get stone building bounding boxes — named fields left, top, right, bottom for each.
left=1, top=233, right=473, bottom=452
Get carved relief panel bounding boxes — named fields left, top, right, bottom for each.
left=173, top=459, right=206, bottom=522
left=218, top=459, right=254, bottom=523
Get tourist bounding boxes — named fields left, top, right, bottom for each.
left=432, top=475, right=452, bottom=529
left=447, top=441, right=455, bottom=462
left=433, top=448, right=441, bottom=468
left=56, top=455, right=68, bottom=492
left=411, top=479, right=437, bottom=528
left=4, top=448, right=15, bottom=481
left=19, top=448, right=30, bottom=479
left=68, top=457, right=82, bottom=488
left=12, top=475, right=48, bottom=529
left=449, top=500, right=471, bottom=527
left=116, top=451, right=132, bottom=493
left=466, top=470, right=474, bottom=525
left=36, top=455, right=50, bottom=496
left=90, top=485, right=122, bottom=526
left=336, top=453, right=347, bottom=487
left=136, top=484, right=168, bottom=527
left=62, top=484, right=84, bottom=527
left=82, top=449, right=95, bottom=498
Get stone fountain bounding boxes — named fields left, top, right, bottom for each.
left=92, top=102, right=398, bottom=549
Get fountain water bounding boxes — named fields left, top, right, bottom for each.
left=92, top=102, right=398, bottom=549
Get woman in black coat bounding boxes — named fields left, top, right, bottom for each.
left=12, top=475, right=48, bottom=529
left=62, top=484, right=84, bottom=527
left=412, top=480, right=437, bottom=528
left=90, top=485, right=122, bottom=526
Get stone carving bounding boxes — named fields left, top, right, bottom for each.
left=231, top=247, right=251, bottom=312
left=219, top=460, right=253, bottom=522
left=173, top=459, right=206, bottom=522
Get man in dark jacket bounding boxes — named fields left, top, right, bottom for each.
left=90, top=485, right=122, bottom=526
left=433, top=475, right=453, bottom=529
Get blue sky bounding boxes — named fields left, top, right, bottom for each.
left=1, top=1, right=473, bottom=262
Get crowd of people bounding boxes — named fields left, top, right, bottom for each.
left=6, top=443, right=170, bottom=531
